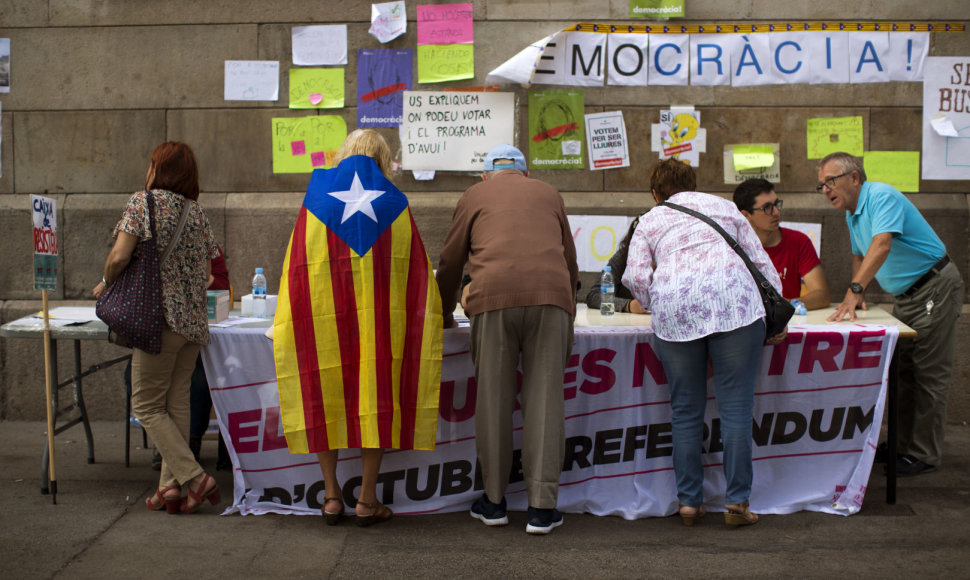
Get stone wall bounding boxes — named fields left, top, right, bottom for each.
left=1, top=1, right=968, bottom=422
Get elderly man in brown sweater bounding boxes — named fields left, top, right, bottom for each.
left=436, top=144, right=579, bottom=535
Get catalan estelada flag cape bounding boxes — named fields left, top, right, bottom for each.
left=274, top=155, right=443, bottom=453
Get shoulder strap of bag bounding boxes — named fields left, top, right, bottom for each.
left=659, top=201, right=773, bottom=290
left=150, top=191, right=191, bottom=265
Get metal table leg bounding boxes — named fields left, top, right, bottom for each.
left=39, top=337, right=130, bottom=494
left=73, top=340, right=96, bottom=464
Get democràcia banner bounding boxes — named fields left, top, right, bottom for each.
left=486, top=25, right=933, bottom=87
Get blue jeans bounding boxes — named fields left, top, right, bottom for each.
left=654, top=319, right=765, bottom=507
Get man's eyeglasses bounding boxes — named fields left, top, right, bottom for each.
left=816, top=172, right=849, bottom=193
left=752, top=200, right=783, bottom=215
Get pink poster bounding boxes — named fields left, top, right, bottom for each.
left=416, top=3, right=473, bottom=45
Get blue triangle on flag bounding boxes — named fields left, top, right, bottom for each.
left=303, top=155, right=408, bottom=257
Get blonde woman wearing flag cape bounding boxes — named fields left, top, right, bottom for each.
left=273, top=130, right=443, bottom=527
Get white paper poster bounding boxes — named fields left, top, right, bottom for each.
left=292, top=25, right=348, bottom=66
left=567, top=215, right=636, bottom=272
left=653, top=107, right=705, bottom=167
left=370, top=1, right=407, bottom=43
left=732, top=34, right=782, bottom=86
left=607, top=34, right=649, bottom=87
left=224, top=61, right=280, bottom=101
left=921, top=57, right=970, bottom=180
left=400, top=91, right=515, bottom=171
left=648, top=34, right=689, bottom=86
left=689, top=34, right=735, bottom=86
left=888, top=32, right=929, bottom=82
left=0, top=38, right=9, bottom=93
left=848, top=32, right=890, bottom=84
left=585, top=111, right=630, bottom=170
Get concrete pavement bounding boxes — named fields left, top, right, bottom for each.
left=1, top=420, right=968, bottom=579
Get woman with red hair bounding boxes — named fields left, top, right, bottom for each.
left=93, top=142, right=222, bottom=514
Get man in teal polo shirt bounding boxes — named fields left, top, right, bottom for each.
left=818, top=152, right=963, bottom=476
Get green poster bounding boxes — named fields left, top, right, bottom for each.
left=864, top=151, right=920, bottom=193
left=806, top=116, right=864, bottom=159
left=289, top=68, right=345, bottom=109
left=271, top=116, right=348, bottom=173
left=528, top=90, right=585, bottom=170
left=630, top=0, right=685, bottom=19
left=733, top=144, right=775, bottom=172
left=417, top=44, right=474, bottom=84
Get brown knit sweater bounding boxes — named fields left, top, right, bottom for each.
left=435, top=170, right=579, bottom=325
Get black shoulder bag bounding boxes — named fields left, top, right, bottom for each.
left=660, top=201, right=794, bottom=339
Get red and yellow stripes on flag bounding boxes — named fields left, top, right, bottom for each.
left=274, top=206, right=443, bottom=454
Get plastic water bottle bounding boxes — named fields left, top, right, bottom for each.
left=600, top=265, right=615, bottom=316
left=791, top=299, right=807, bottom=316
left=252, top=267, right=267, bottom=318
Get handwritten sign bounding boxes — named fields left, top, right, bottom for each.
left=292, top=25, right=347, bottom=66
left=806, top=116, right=864, bottom=159
left=272, top=116, right=347, bottom=174
left=31, top=195, right=58, bottom=291
left=921, top=57, right=970, bottom=180
left=370, top=1, right=407, bottom=44
left=417, top=44, right=474, bottom=84
left=733, top=144, right=775, bottom=172
left=289, top=68, right=344, bottom=109
left=864, top=151, right=920, bottom=192
left=567, top=215, right=636, bottom=272
left=400, top=91, right=514, bottom=171
left=584, top=111, right=630, bottom=170
left=723, top=143, right=781, bottom=184
left=417, top=3, right=474, bottom=45
left=224, top=61, right=279, bottom=101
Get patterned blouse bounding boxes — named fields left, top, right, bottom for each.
left=114, top=189, right=218, bottom=345
left=622, top=191, right=782, bottom=342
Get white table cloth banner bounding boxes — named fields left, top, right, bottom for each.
left=202, top=322, right=897, bottom=519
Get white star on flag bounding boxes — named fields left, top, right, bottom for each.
left=328, top=172, right=385, bottom=223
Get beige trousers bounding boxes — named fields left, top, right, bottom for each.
left=131, top=327, right=204, bottom=487
left=470, top=305, right=573, bottom=510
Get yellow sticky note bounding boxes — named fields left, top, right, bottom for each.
left=417, top=44, right=474, bottom=84
left=733, top=145, right=774, bottom=172
left=806, top=116, right=864, bottom=159
left=272, top=116, right=348, bottom=173
left=289, top=68, right=345, bottom=109
left=864, top=151, right=920, bottom=193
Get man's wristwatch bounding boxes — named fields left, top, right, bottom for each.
left=849, top=282, right=865, bottom=295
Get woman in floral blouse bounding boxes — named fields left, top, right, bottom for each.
left=93, top=142, right=221, bottom=514
left=622, top=159, right=785, bottom=528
